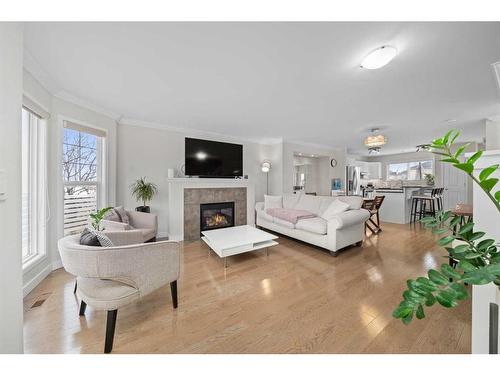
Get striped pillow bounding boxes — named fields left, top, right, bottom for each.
left=88, top=227, right=115, bottom=247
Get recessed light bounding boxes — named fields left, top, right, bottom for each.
left=361, top=46, right=398, bottom=69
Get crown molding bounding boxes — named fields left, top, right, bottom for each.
left=54, top=91, right=121, bottom=121
left=486, top=115, right=500, bottom=122
left=118, top=118, right=283, bottom=146
left=23, top=48, right=60, bottom=95
left=492, top=61, right=500, bottom=95
left=24, top=47, right=121, bottom=121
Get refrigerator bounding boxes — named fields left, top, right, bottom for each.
left=345, top=166, right=362, bottom=196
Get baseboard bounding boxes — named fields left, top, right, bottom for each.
left=23, top=263, right=52, bottom=297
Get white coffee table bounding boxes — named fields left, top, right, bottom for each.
left=201, top=225, right=278, bottom=267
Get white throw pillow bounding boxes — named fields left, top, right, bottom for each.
left=320, top=199, right=350, bottom=221
left=294, top=194, right=322, bottom=215
left=264, top=195, right=283, bottom=210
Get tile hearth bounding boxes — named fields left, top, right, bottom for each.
left=184, top=187, right=247, bottom=240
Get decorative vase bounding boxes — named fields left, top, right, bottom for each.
left=136, top=206, right=150, bottom=213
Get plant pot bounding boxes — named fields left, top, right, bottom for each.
left=136, top=206, right=150, bottom=213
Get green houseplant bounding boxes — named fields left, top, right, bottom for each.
left=89, top=207, right=113, bottom=231
left=424, top=173, right=435, bottom=186
left=130, top=177, right=157, bottom=213
left=393, top=129, right=500, bottom=325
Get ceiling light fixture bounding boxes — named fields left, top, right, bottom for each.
left=360, top=46, right=398, bottom=69
left=364, top=129, right=387, bottom=147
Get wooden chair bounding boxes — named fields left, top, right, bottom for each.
left=363, top=195, right=385, bottom=235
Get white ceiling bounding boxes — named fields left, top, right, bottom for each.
left=24, top=22, right=500, bottom=154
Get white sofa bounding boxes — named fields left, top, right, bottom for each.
left=255, top=194, right=370, bottom=256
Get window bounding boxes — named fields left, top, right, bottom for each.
left=62, top=121, right=106, bottom=235
left=387, top=160, right=433, bottom=181
left=21, top=107, right=46, bottom=264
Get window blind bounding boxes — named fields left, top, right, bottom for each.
left=63, top=120, right=107, bottom=138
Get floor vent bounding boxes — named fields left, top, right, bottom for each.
left=29, top=293, right=51, bottom=309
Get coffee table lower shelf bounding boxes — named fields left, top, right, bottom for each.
left=201, top=236, right=278, bottom=268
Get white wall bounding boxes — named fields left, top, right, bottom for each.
left=485, top=119, right=500, bottom=150
left=282, top=142, right=346, bottom=196
left=264, top=142, right=283, bottom=195
left=0, top=23, right=24, bottom=353
left=116, top=123, right=270, bottom=236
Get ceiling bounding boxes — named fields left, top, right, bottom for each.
left=24, top=22, right=500, bottom=154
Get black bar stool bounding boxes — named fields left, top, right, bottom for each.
left=410, top=188, right=442, bottom=223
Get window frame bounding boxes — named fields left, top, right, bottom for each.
left=21, top=107, right=47, bottom=269
left=58, top=116, right=108, bottom=238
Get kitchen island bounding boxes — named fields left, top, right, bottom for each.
left=372, top=187, right=432, bottom=224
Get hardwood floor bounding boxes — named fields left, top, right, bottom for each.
left=23, top=222, right=471, bottom=353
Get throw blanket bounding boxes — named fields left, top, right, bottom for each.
left=265, top=208, right=316, bottom=224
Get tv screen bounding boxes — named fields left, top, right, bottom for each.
left=185, top=138, right=243, bottom=178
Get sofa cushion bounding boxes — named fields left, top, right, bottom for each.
left=320, top=199, right=350, bottom=221
left=283, top=193, right=301, bottom=209
left=257, top=208, right=274, bottom=222
left=273, top=217, right=296, bottom=229
left=114, top=206, right=130, bottom=224
left=140, top=228, right=156, bottom=242
left=336, top=196, right=364, bottom=210
left=294, top=194, right=322, bottom=215
left=296, top=217, right=327, bottom=235
left=104, top=208, right=122, bottom=222
left=318, top=196, right=336, bottom=216
left=264, top=195, right=283, bottom=210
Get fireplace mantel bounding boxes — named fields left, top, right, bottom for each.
left=167, top=178, right=255, bottom=241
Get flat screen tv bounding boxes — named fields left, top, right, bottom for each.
left=185, top=137, right=243, bottom=178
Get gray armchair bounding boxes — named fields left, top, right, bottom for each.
left=102, top=209, right=158, bottom=242
left=58, top=234, right=180, bottom=353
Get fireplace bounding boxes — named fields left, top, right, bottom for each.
left=200, top=202, right=235, bottom=232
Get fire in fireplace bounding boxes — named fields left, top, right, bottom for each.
left=200, top=202, right=235, bottom=232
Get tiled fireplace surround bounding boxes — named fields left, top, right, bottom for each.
left=184, top=187, right=247, bottom=240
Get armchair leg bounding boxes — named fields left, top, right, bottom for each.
left=73, top=280, right=78, bottom=294
left=79, top=300, right=87, bottom=316
left=104, top=310, right=118, bottom=354
left=170, top=280, right=178, bottom=309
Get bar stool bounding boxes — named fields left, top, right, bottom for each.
left=410, top=188, right=442, bottom=223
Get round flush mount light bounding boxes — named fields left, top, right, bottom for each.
left=360, top=46, right=398, bottom=69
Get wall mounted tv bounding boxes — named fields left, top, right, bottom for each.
left=185, top=137, right=243, bottom=178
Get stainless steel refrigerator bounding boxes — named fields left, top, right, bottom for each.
left=345, top=166, right=362, bottom=196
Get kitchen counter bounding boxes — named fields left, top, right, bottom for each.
left=372, top=186, right=434, bottom=224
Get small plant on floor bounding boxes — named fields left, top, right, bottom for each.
left=393, top=129, right=500, bottom=324
left=89, top=207, right=113, bottom=231
left=130, top=177, right=157, bottom=213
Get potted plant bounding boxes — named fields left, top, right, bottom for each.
left=393, top=130, right=499, bottom=329
left=424, top=173, right=435, bottom=186
left=89, top=207, right=113, bottom=231
left=130, top=177, right=157, bottom=213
